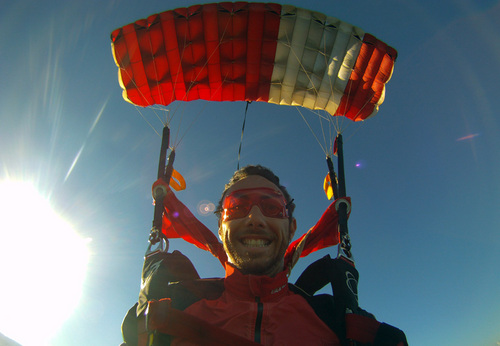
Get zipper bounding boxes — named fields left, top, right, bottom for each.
left=254, top=297, right=263, bottom=343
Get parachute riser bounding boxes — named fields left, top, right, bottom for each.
left=148, top=125, right=173, bottom=256
left=334, top=134, right=353, bottom=262
left=327, top=134, right=360, bottom=346
left=326, top=134, right=353, bottom=261
left=157, top=126, right=170, bottom=179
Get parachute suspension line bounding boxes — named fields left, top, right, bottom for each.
left=147, top=27, right=167, bottom=108
left=175, top=13, right=231, bottom=104
left=296, top=107, right=328, bottom=157
left=319, top=29, right=343, bottom=147
left=168, top=4, right=237, bottom=148
left=336, top=82, right=349, bottom=130
left=352, top=90, right=377, bottom=121
left=154, top=16, right=202, bottom=133
left=171, top=24, right=191, bottom=106
left=162, top=44, right=233, bottom=148
left=333, top=64, right=359, bottom=133
left=171, top=96, right=215, bottom=148
left=178, top=72, right=232, bottom=148
left=114, top=40, right=167, bottom=136
left=115, top=62, right=167, bottom=135
left=283, top=24, right=352, bottom=158
left=170, top=31, right=231, bottom=148
left=164, top=14, right=234, bottom=149
left=134, top=106, right=161, bottom=138
left=344, top=120, right=365, bottom=144
left=174, top=7, right=233, bottom=107
left=324, top=106, right=337, bottom=157
left=180, top=16, right=233, bottom=102
left=171, top=104, right=185, bottom=149
left=280, top=29, right=336, bottom=158
left=237, top=101, right=251, bottom=170
left=115, top=65, right=149, bottom=107
left=159, top=24, right=214, bottom=148
left=283, top=32, right=324, bottom=109
left=319, top=111, right=329, bottom=154
left=329, top=87, right=374, bottom=147
left=114, top=44, right=166, bottom=119
left=163, top=26, right=190, bottom=132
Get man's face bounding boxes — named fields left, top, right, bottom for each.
left=218, top=176, right=296, bottom=277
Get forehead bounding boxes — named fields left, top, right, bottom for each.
left=225, top=175, right=281, bottom=196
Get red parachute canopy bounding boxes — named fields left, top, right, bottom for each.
left=111, top=2, right=397, bottom=121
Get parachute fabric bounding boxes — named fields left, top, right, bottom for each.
left=111, top=2, right=397, bottom=121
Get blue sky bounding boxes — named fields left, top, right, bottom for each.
left=1, top=1, right=499, bottom=345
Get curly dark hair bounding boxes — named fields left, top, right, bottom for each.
left=215, top=165, right=295, bottom=221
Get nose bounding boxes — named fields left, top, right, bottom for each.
left=245, top=205, right=266, bottom=227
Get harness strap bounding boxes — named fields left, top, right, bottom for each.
left=237, top=101, right=251, bottom=170
left=346, top=314, right=408, bottom=346
left=294, top=255, right=408, bottom=346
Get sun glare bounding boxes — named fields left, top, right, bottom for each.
left=0, top=180, right=90, bottom=346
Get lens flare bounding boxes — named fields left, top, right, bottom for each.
left=197, top=200, right=215, bottom=216
left=456, top=133, right=480, bottom=141
left=355, top=160, right=366, bottom=169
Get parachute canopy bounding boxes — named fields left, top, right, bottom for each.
left=111, top=2, right=397, bottom=121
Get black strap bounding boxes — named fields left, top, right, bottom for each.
left=294, top=255, right=407, bottom=346
left=237, top=101, right=251, bottom=170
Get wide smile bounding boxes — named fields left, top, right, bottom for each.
left=241, top=237, right=272, bottom=247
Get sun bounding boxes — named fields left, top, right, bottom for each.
left=0, top=180, right=90, bottom=346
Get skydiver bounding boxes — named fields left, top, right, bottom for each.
left=121, top=165, right=408, bottom=345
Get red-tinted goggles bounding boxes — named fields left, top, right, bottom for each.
left=221, top=187, right=290, bottom=221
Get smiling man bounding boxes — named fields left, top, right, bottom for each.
left=217, top=169, right=297, bottom=277
left=121, top=165, right=407, bottom=346
left=170, top=165, right=340, bottom=345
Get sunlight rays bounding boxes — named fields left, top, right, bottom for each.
left=64, top=99, right=107, bottom=182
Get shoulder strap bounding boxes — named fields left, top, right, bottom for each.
left=122, top=250, right=204, bottom=346
left=292, top=256, right=408, bottom=346
left=138, top=250, right=200, bottom=316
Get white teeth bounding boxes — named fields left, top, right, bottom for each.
left=242, top=239, right=270, bottom=247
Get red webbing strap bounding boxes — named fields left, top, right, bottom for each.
left=159, top=183, right=228, bottom=266
left=284, top=198, right=347, bottom=270
left=146, top=299, right=260, bottom=346
left=346, top=313, right=381, bottom=343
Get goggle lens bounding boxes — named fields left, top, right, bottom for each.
left=221, top=188, right=289, bottom=221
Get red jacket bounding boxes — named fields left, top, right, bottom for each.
left=137, top=190, right=395, bottom=344
left=127, top=251, right=407, bottom=346
left=170, top=265, right=340, bottom=345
